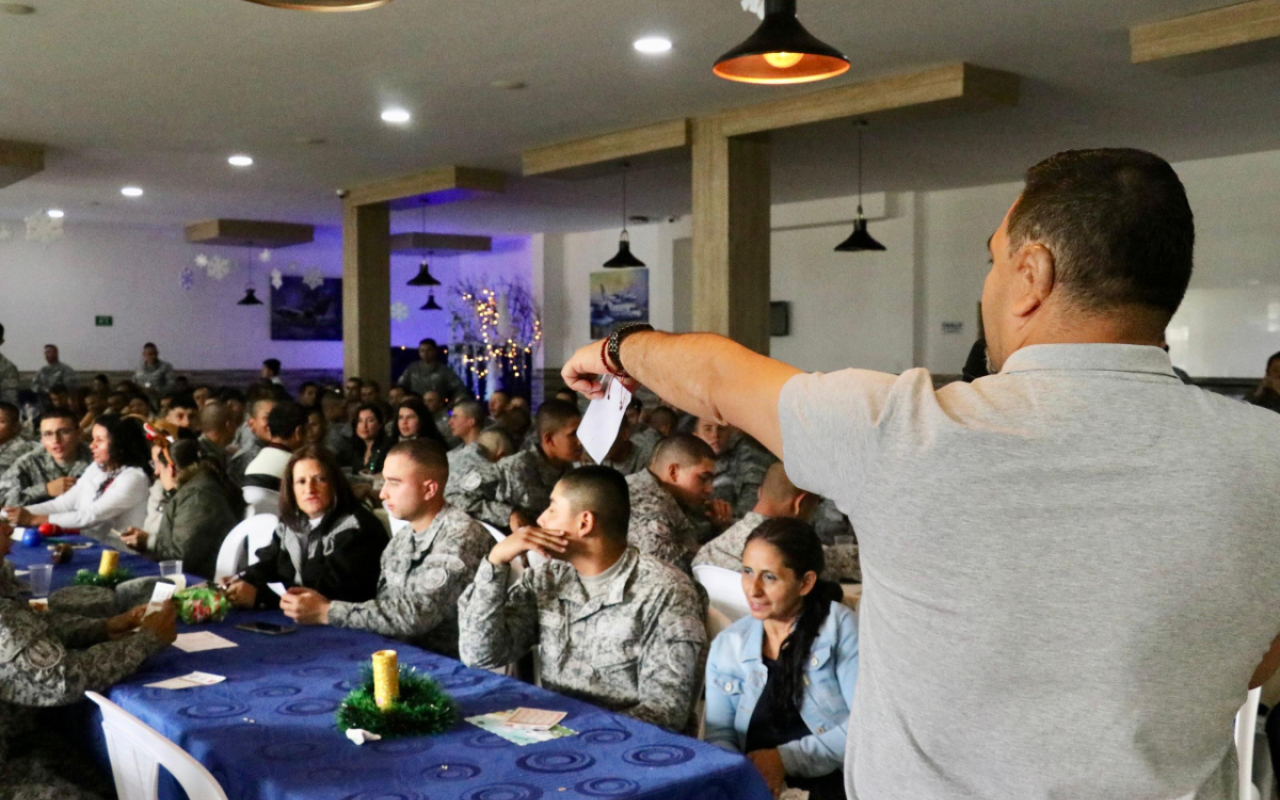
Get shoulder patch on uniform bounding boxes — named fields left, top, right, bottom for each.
left=21, top=638, right=65, bottom=670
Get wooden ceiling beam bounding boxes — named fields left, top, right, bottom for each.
left=1131, top=0, right=1280, bottom=63
left=388, top=232, right=492, bottom=254
left=522, top=119, right=691, bottom=179
left=184, top=218, right=314, bottom=248
left=343, top=165, right=506, bottom=209
left=0, top=139, right=44, bottom=189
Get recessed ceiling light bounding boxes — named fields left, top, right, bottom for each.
left=121, top=186, right=143, bottom=198
left=1, top=4, right=36, bottom=15
left=634, top=36, right=673, bottom=54
left=241, top=0, right=392, bottom=10
left=46, top=209, right=64, bottom=218
left=381, top=108, right=411, bottom=124
left=228, top=154, right=254, bottom=167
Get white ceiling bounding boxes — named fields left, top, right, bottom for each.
left=0, top=0, right=1277, bottom=236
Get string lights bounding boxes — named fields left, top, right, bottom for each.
left=448, top=278, right=542, bottom=391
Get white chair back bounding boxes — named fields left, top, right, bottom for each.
left=693, top=564, right=751, bottom=622
left=242, top=486, right=279, bottom=518
left=1236, top=686, right=1263, bottom=800
left=213, top=514, right=278, bottom=580
left=86, top=691, right=229, bottom=800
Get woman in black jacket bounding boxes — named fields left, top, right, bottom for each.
left=222, top=445, right=388, bottom=608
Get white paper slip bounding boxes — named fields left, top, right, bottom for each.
left=172, top=632, right=239, bottom=653
left=13, top=569, right=28, bottom=577
left=145, top=671, right=226, bottom=690
left=144, top=582, right=176, bottom=619
left=267, top=582, right=287, bottom=597
left=504, top=707, right=567, bottom=731
left=577, top=375, right=633, bottom=466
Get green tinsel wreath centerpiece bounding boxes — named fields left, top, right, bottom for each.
left=336, top=665, right=457, bottom=739
left=72, top=568, right=132, bottom=588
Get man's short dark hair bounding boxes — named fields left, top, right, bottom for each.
left=263, top=358, right=281, bottom=375
left=300, top=381, right=319, bottom=393
left=535, top=399, right=581, bottom=439
left=419, top=338, right=438, bottom=348
left=37, top=407, right=78, bottom=428
left=648, top=406, right=678, bottom=429
left=48, top=384, right=68, bottom=396
left=453, top=399, right=484, bottom=422
left=652, top=433, right=716, bottom=469
left=266, top=401, right=307, bottom=440
left=387, top=437, right=449, bottom=480
left=143, top=342, right=157, bottom=350
left=1005, top=148, right=1194, bottom=318
left=559, top=466, right=630, bottom=543
left=0, top=401, right=19, bottom=424
left=166, top=391, right=198, bottom=412
left=218, top=387, right=246, bottom=405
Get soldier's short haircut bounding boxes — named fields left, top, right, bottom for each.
left=759, top=461, right=805, bottom=505
left=478, top=427, right=514, bottom=459
left=558, top=466, right=630, bottom=543
left=535, top=399, right=581, bottom=440
left=37, top=407, right=79, bottom=428
left=453, top=399, right=485, bottom=423
left=648, top=406, right=678, bottom=429
left=652, top=433, right=716, bottom=470
left=387, top=437, right=449, bottom=480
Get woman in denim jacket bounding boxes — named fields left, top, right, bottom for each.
left=705, top=518, right=858, bottom=799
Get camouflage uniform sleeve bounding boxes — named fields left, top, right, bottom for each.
left=457, top=559, right=539, bottom=669
left=451, top=463, right=513, bottom=528
left=9, top=458, right=52, bottom=507
left=43, top=612, right=110, bottom=649
left=632, top=582, right=707, bottom=731
left=692, top=532, right=745, bottom=572
left=330, top=526, right=489, bottom=641
left=629, top=516, right=688, bottom=571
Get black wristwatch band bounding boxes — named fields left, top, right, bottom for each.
left=608, top=324, right=653, bottom=378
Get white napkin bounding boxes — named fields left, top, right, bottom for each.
left=577, top=375, right=632, bottom=466
left=345, top=728, right=382, bottom=745
left=172, top=632, right=238, bottom=653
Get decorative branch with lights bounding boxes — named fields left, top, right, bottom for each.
left=447, top=277, right=542, bottom=397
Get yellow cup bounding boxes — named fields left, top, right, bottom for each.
left=372, top=650, right=399, bottom=710
left=98, top=550, right=119, bottom=577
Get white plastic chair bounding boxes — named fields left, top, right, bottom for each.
left=213, top=514, right=278, bottom=580
left=693, top=564, right=751, bottom=622
left=1236, top=686, right=1264, bottom=800
left=86, top=691, right=228, bottom=800
left=241, top=486, right=279, bottom=518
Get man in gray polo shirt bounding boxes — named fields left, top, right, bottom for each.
left=562, top=148, right=1280, bottom=800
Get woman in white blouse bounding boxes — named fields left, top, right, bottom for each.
left=4, top=415, right=151, bottom=541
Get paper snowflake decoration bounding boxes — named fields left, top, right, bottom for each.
left=205, top=255, right=232, bottom=281
left=25, top=213, right=63, bottom=244
left=741, top=0, right=765, bottom=18
left=287, top=261, right=300, bottom=273
left=390, top=302, right=410, bottom=322
left=258, top=248, right=272, bottom=263
left=302, top=269, right=325, bottom=290
left=270, top=268, right=283, bottom=290
left=180, top=267, right=196, bottom=291
left=0, top=224, right=11, bottom=242
left=195, top=253, right=209, bottom=268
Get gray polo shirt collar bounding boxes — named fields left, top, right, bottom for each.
left=999, top=343, right=1177, bottom=378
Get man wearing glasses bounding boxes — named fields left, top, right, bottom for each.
left=0, top=408, right=91, bottom=506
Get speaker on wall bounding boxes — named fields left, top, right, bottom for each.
left=770, top=301, right=791, bottom=337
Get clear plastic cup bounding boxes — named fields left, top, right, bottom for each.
left=159, top=560, right=186, bottom=591
left=27, top=564, right=52, bottom=598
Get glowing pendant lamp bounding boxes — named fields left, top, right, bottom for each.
left=604, top=163, right=646, bottom=268
left=835, top=120, right=886, bottom=253
left=714, top=0, right=849, bottom=85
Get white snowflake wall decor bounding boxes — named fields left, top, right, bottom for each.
left=195, top=253, right=209, bottom=268
left=270, top=268, right=283, bottom=290
left=390, top=302, right=409, bottom=322
left=742, top=0, right=765, bottom=19
left=180, top=267, right=196, bottom=291
left=287, top=261, right=300, bottom=273
left=302, top=268, right=325, bottom=290
left=258, top=249, right=272, bottom=263
left=206, top=255, right=232, bottom=281
left=24, top=213, right=63, bottom=244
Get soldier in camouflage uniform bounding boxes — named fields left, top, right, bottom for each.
left=0, top=404, right=37, bottom=476
left=458, top=466, right=705, bottom=732
left=694, top=417, right=779, bottom=519
left=0, top=526, right=176, bottom=799
left=453, top=399, right=582, bottom=530
left=397, top=339, right=472, bottom=403
left=0, top=409, right=91, bottom=507
left=280, top=439, right=492, bottom=658
left=625, top=434, right=718, bottom=574
left=444, top=430, right=512, bottom=530
left=630, top=406, right=677, bottom=470
left=582, top=419, right=647, bottom=476
left=694, top=462, right=860, bottom=582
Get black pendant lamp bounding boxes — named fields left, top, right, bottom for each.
left=420, top=293, right=442, bottom=311
left=835, top=121, right=886, bottom=253
left=603, top=163, right=646, bottom=268
left=407, top=202, right=443, bottom=285
left=237, top=288, right=264, bottom=305
left=714, top=0, right=849, bottom=85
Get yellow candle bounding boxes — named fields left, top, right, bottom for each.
left=372, top=650, right=399, bottom=710
left=98, top=550, right=119, bottom=577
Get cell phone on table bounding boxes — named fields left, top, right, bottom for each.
left=234, top=621, right=295, bottom=635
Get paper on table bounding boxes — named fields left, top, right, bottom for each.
left=144, top=582, right=176, bottom=619
left=145, top=671, right=226, bottom=690
left=577, top=375, right=632, bottom=466
left=172, top=632, right=239, bottom=653
left=466, top=709, right=577, bottom=746
left=267, top=582, right=287, bottom=597
left=504, top=707, right=567, bottom=731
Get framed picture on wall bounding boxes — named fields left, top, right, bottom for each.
left=270, top=276, right=343, bottom=341
left=589, top=268, right=649, bottom=339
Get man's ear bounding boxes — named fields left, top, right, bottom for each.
left=578, top=510, right=595, bottom=538
left=665, top=461, right=680, bottom=484
left=1011, top=242, right=1056, bottom=318
left=421, top=477, right=440, bottom=502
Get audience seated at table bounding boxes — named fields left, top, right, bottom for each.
left=705, top=519, right=857, bottom=800
left=0, top=408, right=92, bottom=507
left=224, top=445, right=389, bottom=608
left=121, top=437, right=244, bottom=580
left=5, top=415, right=151, bottom=542
left=626, top=433, right=721, bottom=574
left=458, top=466, right=706, bottom=732
left=240, top=401, right=308, bottom=492
left=228, top=393, right=278, bottom=485
left=197, top=400, right=237, bottom=467
left=353, top=402, right=391, bottom=475
left=454, top=398, right=583, bottom=530
left=278, top=439, right=491, bottom=657
left=0, top=401, right=37, bottom=476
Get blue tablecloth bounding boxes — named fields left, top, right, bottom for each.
left=8, top=537, right=772, bottom=800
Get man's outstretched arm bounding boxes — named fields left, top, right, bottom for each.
left=561, top=331, right=800, bottom=458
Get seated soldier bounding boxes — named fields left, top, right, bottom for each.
left=626, top=434, right=727, bottom=574
left=694, top=462, right=859, bottom=582
left=458, top=466, right=706, bottom=732
left=630, top=405, right=677, bottom=467
left=196, top=401, right=237, bottom=468
left=695, top=417, right=778, bottom=519
left=583, top=419, right=646, bottom=476
left=278, top=439, right=492, bottom=657
left=0, top=402, right=37, bottom=476
left=227, top=393, right=278, bottom=485
left=454, top=399, right=582, bottom=530
left=0, top=408, right=92, bottom=507
left=447, top=399, right=485, bottom=453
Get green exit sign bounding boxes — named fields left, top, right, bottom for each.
left=95, top=316, right=113, bottom=327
